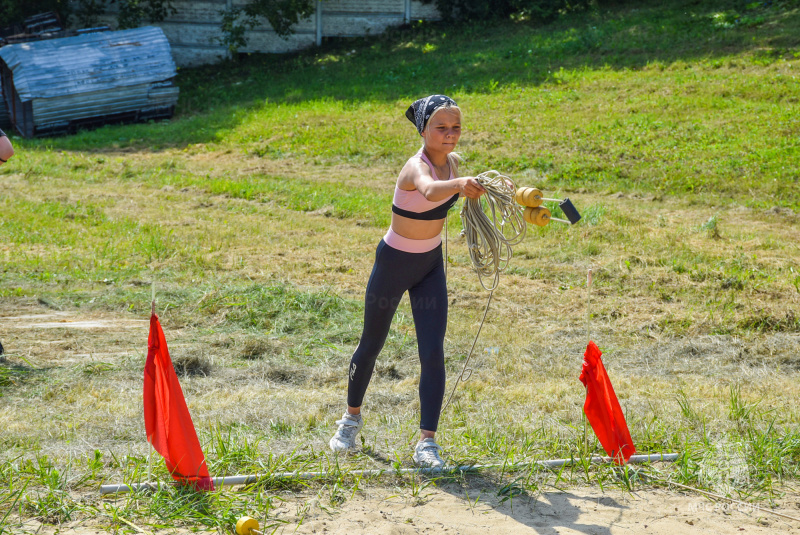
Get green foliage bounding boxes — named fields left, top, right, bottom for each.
left=219, top=0, right=316, bottom=53
left=0, top=0, right=71, bottom=27
left=70, top=0, right=105, bottom=27
left=71, top=0, right=176, bottom=29
left=420, top=0, right=596, bottom=23
left=708, top=0, right=800, bottom=30
left=114, top=0, right=177, bottom=29
left=219, top=8, right=248, bottom=53
left=0, top=0, right=175, bottom=29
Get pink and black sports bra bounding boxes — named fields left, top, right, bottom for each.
left=391, top=151, right=459, bottom=221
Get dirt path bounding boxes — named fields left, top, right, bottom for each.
left=271, top=486, right=800, bottom=535
left=25, top=485, right=800, bottom=534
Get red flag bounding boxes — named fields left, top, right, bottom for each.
left=144, top=313, right=214, bottom=490
left=579, top=341, right=635, bottom=465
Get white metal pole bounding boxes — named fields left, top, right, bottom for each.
left=100, top=453, right=680, bottom=494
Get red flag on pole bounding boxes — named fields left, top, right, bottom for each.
left=579, top=341, right=635, bottom=465
left=144, top=313, right=214, bottom=490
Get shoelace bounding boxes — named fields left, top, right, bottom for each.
left=335, top=416, right=360, bottom=438
left=417, top=441, right=442, bottom=462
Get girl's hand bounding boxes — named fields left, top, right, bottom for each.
left=459, top=177, right=486, bottom=199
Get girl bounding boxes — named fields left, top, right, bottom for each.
left=329, top=95, right=485, bottom=467
left=0, top=128, right=12, bottom=357
left=0, top=128, right=14, bottom=164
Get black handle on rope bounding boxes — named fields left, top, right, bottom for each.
left=559, top=198, right=582, bottom=224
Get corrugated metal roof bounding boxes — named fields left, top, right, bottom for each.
left=0, top=26, right=177, bottom=101
left=0, top=25, right=179, bottom=137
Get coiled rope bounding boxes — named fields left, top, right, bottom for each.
left=460, top=171, right=526, bottom=291
left=442, top=171, right=526, bottom=413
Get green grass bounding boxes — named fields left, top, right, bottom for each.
left=1, top=0, right=800, bottom=531
left=9, top=0, right=799, bottom=206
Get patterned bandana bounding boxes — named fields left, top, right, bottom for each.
left=405, top=94, right=457, bottom=134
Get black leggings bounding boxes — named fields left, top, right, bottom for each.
left=347, top=239, right=447, bottom=432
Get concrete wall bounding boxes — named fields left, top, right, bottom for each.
left=78, top=0, right=440, bottom=67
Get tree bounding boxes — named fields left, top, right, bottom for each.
left=219, top=0, right=316, bottom=54
left=0, top=1, right=177, bottom=31
left=72, top=0, right=177, bottom=29
left=0, top=0, right=71, bottom=29
left=1, top=0, right=317, bottom=58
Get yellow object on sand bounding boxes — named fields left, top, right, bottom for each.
left=236, top=516, right=261, bottom=535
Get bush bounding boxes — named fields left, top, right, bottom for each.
left=421, top=0, right=598, bottom=23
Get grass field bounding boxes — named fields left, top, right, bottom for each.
left=1, top=0, right=799, bottom=532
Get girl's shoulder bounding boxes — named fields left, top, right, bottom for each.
left=406, top=151, right=435, bottom=175
left=397, top=152, right=432, bottom=188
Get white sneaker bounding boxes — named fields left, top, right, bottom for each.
left=413, top=438, right=446, bottom=468
left=329, top=412, right=363, bottom=452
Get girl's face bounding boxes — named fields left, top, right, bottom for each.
left=422, top=109, right=461, bottom=154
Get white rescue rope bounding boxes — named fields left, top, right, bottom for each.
left=460, top=171, right=526, bottom=291
left=442, top=171, right=525, bottom=413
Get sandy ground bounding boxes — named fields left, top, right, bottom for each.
left=20, top=484, right=800, bottom=534
left=5, top=309, right=800, bottom=535
left=278, top=485, right=800, bottom=535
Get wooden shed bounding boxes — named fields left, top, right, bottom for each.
left=0, top=26, right=179, bottom=137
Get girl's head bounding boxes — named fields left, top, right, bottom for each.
left=405, top=95, right=460, bottom=134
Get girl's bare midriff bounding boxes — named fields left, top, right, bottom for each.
left=390, top=213, right=447, bottom=241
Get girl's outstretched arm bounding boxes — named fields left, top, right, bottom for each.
left=0, top=134, right=14, bottom=164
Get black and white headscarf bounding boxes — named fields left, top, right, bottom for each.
left=405, top=94, right=457, bottom=134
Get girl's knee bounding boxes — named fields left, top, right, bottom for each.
left=419, top=350, right=445, bottom=369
